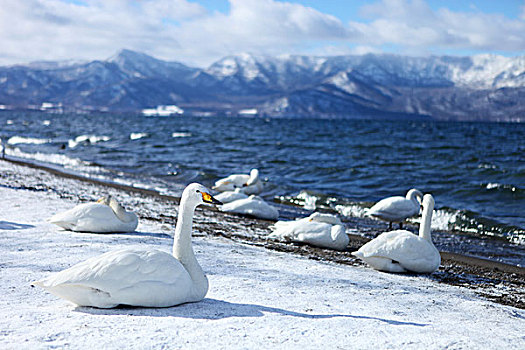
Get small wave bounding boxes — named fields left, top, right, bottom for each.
left=478, top=163, right=497, bottom=170
left=335, top=204, right=368, bottom=218
left=7, top=147, right=88, bottom=168
left=7, top=136, right=51, bottom=145
left=296, top=191, right=317, bottom=210
left=42, top=120, right=51, bottom=126
left=171, top=132, right=192, bottom=138
left=277, top=190, right=338, bottom=211
left=336, top=201, right=460, bottom=232
left=451, top=210, right=525, bottom=244
left=335, top=203, right=460, bottom=232
left=130, top=132, right=149, bottom=140
left=68, top=135, right=110, bottom=148
left=6, top=147, right=180, bottom=198
left=407, top=209, right=459, bottom=231
left=484, top=182, right=522, bottom=193
left=409, top=208, right=525, bottom=244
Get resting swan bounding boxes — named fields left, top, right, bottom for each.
left=33, top=183, right=222, bottom=308
left=365, top=188, right=423, bottom=229
left=269, top=212, right=349, bottom=250
left=213, top=168, right=265, bottom=195
left=48, top=196, right=139, bottom=233
left=220, top=195, right=279, bottom=220
left=352, top=194, right=440, bottom=274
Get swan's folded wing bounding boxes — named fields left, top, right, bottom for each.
left=269, top=218, right=311, bottom=239
left=280, top=220, right=326, bottom=240
left=35, top=249, right=189, bottom=292
left=356, top=230, right=418, bottom=260
left=367, top=197, right=418, bottom=219
left=48, top=203, right=115, bottom=225
left=214, top=174, right=249, bottom=188
left=355, top=230, right=439, bottom=272
left=221, top=197, right=279, bottom=220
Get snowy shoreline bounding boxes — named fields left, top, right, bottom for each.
left=1, top=158, right=524, bottom=348
left=1, top=157, right=524, bottom=307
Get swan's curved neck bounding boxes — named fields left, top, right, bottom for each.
left=173, top=197, right=208, bottom=298
left=246, top=170, right=259, bottom=186
left=418, top=201, right=434, bottom=241
left=109, top=201, right=136, bottom=223
left=407, top=190, right=422, bottom=204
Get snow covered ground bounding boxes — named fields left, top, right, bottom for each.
left=1, top=185, right=524, bottom=349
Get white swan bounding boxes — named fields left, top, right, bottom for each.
left=352, top=194, right=441, bottom=273
left=220, top=195, right=279, bottom=220
left=269, top=212, right=349, bottom=250
left=213, top=168, right=265, bottom=195
left=214, top=188, right=249, bottom=204
left=48, top=196, right=139, bottom=233
left=33, top=183, right=222, bottom=308
left=365, top=188, right=423, bottom=229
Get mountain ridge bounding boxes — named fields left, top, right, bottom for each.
left=0, top=49, right=524, bottom=121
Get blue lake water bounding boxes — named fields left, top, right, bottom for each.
left=1, top=112, right=524, bottom=246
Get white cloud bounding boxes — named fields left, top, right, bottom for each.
left=167, top=0, right=354, bottom=65
left=0, top=0, right=354, bottom=66
left=0, top=0, right=207, bottom=65
left=350, top=0, right=525, bottom=53
left=0, top=0, right=524, bottom=67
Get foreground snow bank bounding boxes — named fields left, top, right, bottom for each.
left=1, top=186, right=524, bottom=349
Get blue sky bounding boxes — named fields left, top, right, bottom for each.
left=197, top=0, right=523, bottom=23
left=1, top=0, right=524, bottom=66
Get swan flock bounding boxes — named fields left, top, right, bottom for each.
left=34, top=163, right=442, bottom=309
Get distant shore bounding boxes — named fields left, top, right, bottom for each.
left=0, top=157, right=523, bottom=309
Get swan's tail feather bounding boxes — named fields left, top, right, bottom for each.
left=34, top=282, right=118, bottom=308
left=47, top=220, right=75, bottom=230
left=351, top=251, right=364, bottom=258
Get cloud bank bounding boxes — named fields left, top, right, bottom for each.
left=1, top=0, right=524, bottom=67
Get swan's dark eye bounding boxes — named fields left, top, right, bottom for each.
left=196, top=190, right=201, bottom=193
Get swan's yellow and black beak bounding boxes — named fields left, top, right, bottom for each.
left=202, top=192, right=222, bottom=205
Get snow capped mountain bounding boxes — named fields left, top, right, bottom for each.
left=0, top=49, right=524, bottom=121
left=109, top=49, right=197, bottom=80
left=204, top=53, right=350, bottom=94
left=452, top=54, right=525, bottom=88
left=203, top=52, right=525, bottom=91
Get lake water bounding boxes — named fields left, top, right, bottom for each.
left=2, top=112, right=524, bottom=247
